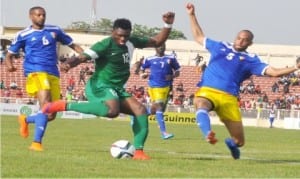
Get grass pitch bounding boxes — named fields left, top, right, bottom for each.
left=1, top=115, right=300, bottom=178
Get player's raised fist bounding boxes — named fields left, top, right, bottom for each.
left=162, top=12, right=175, bottom=24
left=186, top=3, right=195, bottom=15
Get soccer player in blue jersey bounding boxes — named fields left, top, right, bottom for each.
left=186, top=3, right=300, bottom=159
left=140, top=43, right=180, bottom=139
left=5, top=6, right=83, bottom=151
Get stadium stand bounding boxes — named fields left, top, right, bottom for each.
left=1, top=27, right=300, bottom=107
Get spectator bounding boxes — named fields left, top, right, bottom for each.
left=171, top=50, right=177, bottom=58
left=9, top=80, right=18, bottom=90
left=250, top=98, right=256, bottom=109
left=176, top=81, right=184, bottom=92
left=65, top=91, right=73, bottom=102
left=289, top=75, right=299, bottom=86
left=67, top=76, right=76, bottom=90
left=271, top=81, right=279, bottom=93
left=283, top=80, right=290, bottom=94
left=278, top=75, right=289, bottom=85
left=239, top=82, right=246, bottom=94
left=27, top=98, right=35, bottom=105
left=244, top=100, right=251, bottom=110
left=246, top=80, right=255, bottom=94
left=78, top=67, right=86, bottom=85
left=77, top=90, right=87, bottom=101
left=16, top=88, right=23, bottom=98
left=254, top=85, right=262, bottom=94
left=183, top=98, right=190, bottom=108
left=262, top=92, right=269, bottom=103
left=237, top=97, right=244, bottom=108
left=4, top=88, right=10, bottom=103
left=173, top=97, right=182, bottom=106
left=193, top=53, right=203, bottom=66
left=0, top=80, right=5, bottom=89
left=66, top=84, right=73, bottom=93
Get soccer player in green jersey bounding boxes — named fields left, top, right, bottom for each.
left=42, top=12, right=175, bottom=160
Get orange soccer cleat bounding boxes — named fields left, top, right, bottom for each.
left=18, top=114, right=29, bottom=138
left=206, top=131, right=218, bottom=145
left=29, top=142, right=43, bottom=152
left=132, top=149, right=150, bottom=160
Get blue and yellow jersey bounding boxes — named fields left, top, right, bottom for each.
left=199, top=38, right=268, bottom=96
left=141, top=54, right=180, bottom=87
left=8, top=25, right=74, bottom=77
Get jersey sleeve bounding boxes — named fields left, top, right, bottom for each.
left=8, top=33, right=24, bottom=54
left=129, top=36, right=149, bottom=48
left=56, top=27, right=73, bottom=46
left=171, top=58, right=181, bottom=71
left=83, top=39, right=110, bottom=59
left=141, top=58, right=151, bottom=70
left=204, top=38, right=222, bottom=55
left=247, top=55, right=269, bottom=76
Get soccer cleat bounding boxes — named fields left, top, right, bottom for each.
left=29, top=142, right=43, bottom=151
left=18, top=114, right=29, bottom=138
left=132, top=149, right=150, bottom=160
left=162, top=133, right=174, bottom=140
left=225, top=138, right=240, bottom=160
left=42, top=100, right=66, bottom=114
left=206, top=131, right=218, bottom=144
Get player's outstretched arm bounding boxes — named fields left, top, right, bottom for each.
left=264, top=58, right=300, bottom=77
left=60, top=54, right=89, bottom=73
left=186, top=3, right=205, bottom=45
left=146, top=12, right=175, bottom=48
left=5, top=52, right=17, bottom=72
left=69, top=43, right=84, bottom=54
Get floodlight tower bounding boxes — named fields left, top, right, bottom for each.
left=91, top=0, right=97, bottom=25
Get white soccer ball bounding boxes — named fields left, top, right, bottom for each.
left=110, top=140, right=135, bottom=159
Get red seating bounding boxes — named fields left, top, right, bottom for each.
left=1, top=60, right=298, bottom=104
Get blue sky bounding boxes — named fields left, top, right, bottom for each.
left=1, top=0, right=299, bottom=45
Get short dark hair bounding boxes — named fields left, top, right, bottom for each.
left=241, top=29, right=254, bottom=41
left=113, top=18, right=132, bottom=30
left=29, top=6, right=45, bottom=14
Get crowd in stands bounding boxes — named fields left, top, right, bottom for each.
left=2, top=51, right=300, bottom=112
left=124, top=81, right=194, bottom=110
left=238, top=71, right=300, bottom=110
left=1, top=80, right=25, bottom=104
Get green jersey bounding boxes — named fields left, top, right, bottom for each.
left=84, top=36, right=149, bottom=87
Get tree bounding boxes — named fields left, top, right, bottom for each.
left=67, top=19, right=187, bottom=40
left=67, top=21, right=91, bottom=30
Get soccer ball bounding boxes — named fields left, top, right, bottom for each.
left=110, top=140, right=135, bottom=159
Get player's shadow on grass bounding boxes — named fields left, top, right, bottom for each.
left=249, top=158, right=300, bottom=164
left=163, top=151, right=225, bottom=161
left=181, top=156, right=218, bottom=161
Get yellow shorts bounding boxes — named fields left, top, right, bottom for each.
left=26, top=72, right=61, bottom=101
left=148, top=86, right=170, bottom=103
left=195, top=87, right=241, bottom=122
